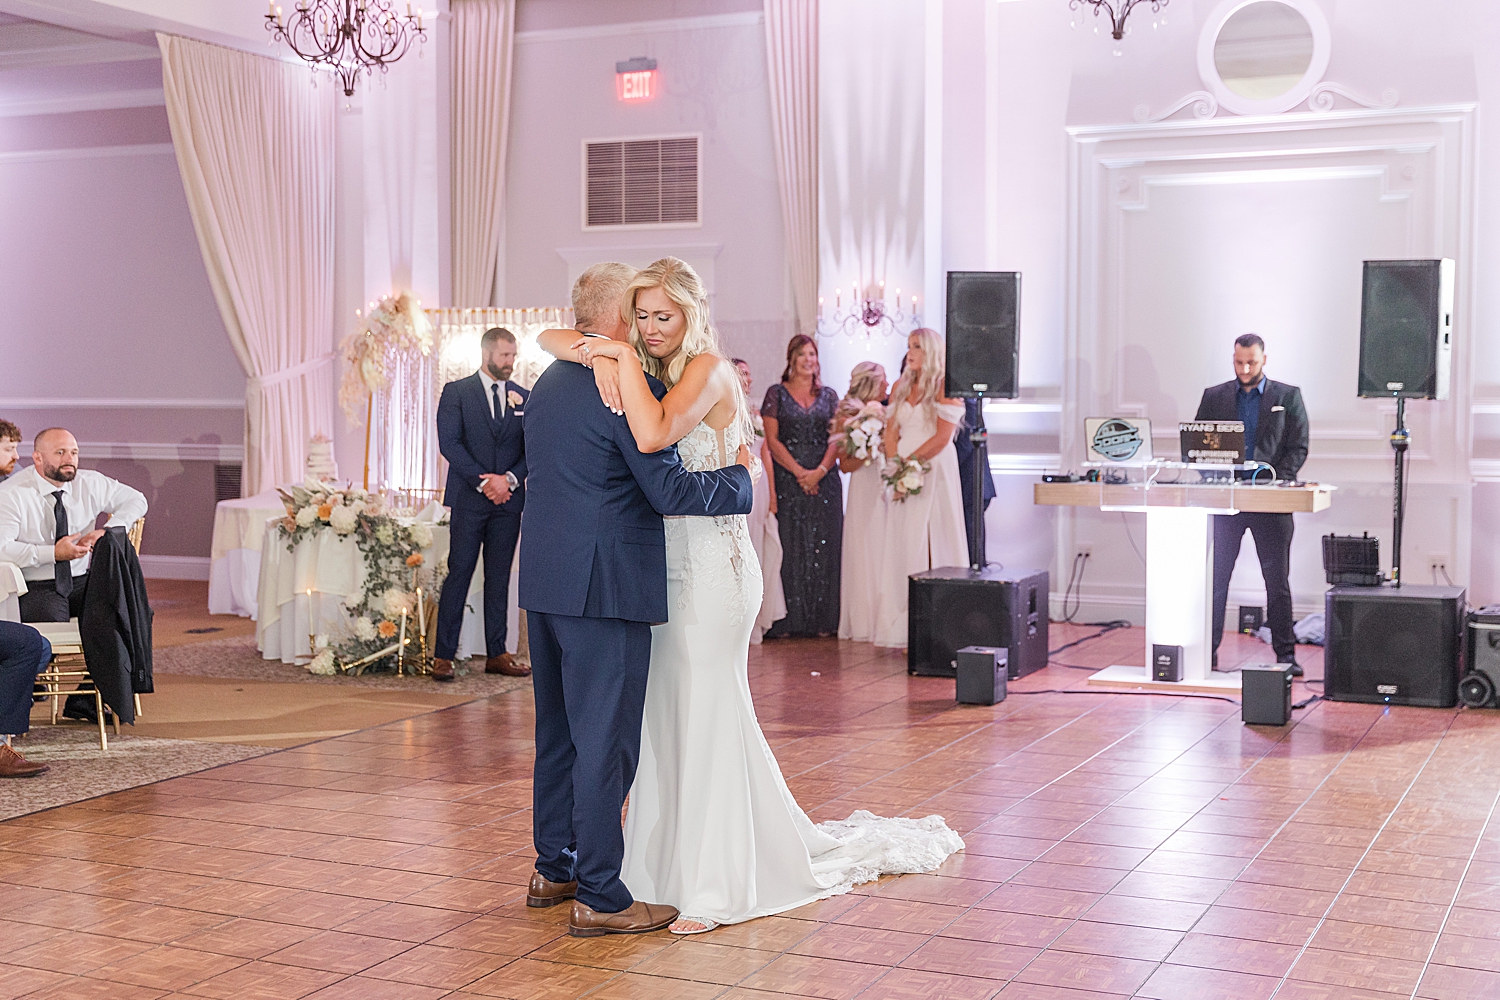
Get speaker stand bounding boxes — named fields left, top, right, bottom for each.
left=1390, top=396, right=1409, bottom=588
left=969, top=404, right=988, bottom=571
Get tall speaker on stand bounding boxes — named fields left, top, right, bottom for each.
left=1358, top=259, right=1454, bottom=586
left=946, top=271, right=1020, bottom=569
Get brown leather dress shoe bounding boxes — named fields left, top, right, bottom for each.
left=431, top=658, right=455, bottom=683
left=485, top=653, right=531, bottom=677
left=0, top=744, right=48, bottom=778
left=526, top=871, right=578, bottom=908
left=569, top=899, right=679, bottom=938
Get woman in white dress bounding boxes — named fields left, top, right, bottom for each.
left=541, top=259, right=962, bottom=936
left=872, top=328, right=970, bottom=649
left=734, top=358, right=787, bottom=643
left=834, top=362, right=889, bottom=642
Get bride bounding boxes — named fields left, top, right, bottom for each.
left=538, top=257, right=962, bottom=935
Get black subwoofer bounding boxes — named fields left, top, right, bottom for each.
left=945, top=271, right=1020, bottom=399
left=1325, top=584, right=1466, bottom=708
left=908, top=567, right=1048, bottom=679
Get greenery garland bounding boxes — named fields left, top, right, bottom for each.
left=276, top=482, right=446, bottom=674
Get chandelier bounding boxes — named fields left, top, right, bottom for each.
left=1069, top=0, right=1168, bottom=41
left=815, top=280, right=921, bottom=342
left=266, top=1, right=428, bottom=97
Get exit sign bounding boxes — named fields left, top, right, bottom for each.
left=616, top=56, right=657, bottom=102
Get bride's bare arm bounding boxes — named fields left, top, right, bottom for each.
left=581, top=341, right=728, bottom=452
left=536, top=328, right=623, bottom=413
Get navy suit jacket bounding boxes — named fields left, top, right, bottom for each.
left=438, top=373, right=528, bottom=513
left=519, top=360, right=753, bottom=623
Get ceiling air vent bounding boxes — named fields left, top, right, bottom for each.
left=584, top=136, right=699, bottom=229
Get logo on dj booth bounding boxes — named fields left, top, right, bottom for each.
left=1092, top=419, right=1144, bottom=461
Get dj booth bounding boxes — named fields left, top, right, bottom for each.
left=1035, top=474, right=1335, bottom=692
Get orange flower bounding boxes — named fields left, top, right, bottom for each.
left=377, top=620, right=398, bottom=638
left=282, top=516, right=297, bottom=531
left=317, top=504, right=333, bottom=521
left=405, top=553, right=424, bottom=567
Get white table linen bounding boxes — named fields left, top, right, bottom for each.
left=0, top=563, right=25, bottom=622
left=208, top=491, right=287, bottom=617
left=254, top=521, right=514, bottom=663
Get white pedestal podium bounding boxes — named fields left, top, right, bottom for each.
left=1035, top=479, right=1334, bottom=693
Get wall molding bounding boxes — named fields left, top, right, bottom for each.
left=79, top=442, right=243, bottom=463
left=0, top=397, right=243, bottom=410
left=0, top=87, right=165, bottom=119
left=517, top=11, right=762, bottom=44
left=0, top=142, right=174, bottom=166
left=138, top=555, right=210, bottom=581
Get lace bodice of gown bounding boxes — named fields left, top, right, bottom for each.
left=666, top=420, right=757, bottom=624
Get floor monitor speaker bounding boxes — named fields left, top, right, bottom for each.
left=908, top=567, right=1048, bottom=679
left=1358, top=259, right=1454, bottom=400
left=1325, top=584, right=1465, bottom=708
left=946, top=271, right=1020, bottom=398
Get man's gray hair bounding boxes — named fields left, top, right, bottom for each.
left=571, top=262, right=636, bottom=332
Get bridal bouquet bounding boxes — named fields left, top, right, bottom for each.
left=882, top=456, right=929, bottom=503
left=835, top=402, right=886, bottom=463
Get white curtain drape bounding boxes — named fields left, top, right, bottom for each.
left=450, top=0, right=516, bottom=307
left=158, top=33, right=336, bottom=496
left=765, top=0, right=819, bottom=335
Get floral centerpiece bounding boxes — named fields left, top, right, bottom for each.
left=882, top=456, right=929, bottom=503
left=277, top=480, right=444, bottom=676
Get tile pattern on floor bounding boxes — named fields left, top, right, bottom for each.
left=0, top=627, right=1497, bottom=998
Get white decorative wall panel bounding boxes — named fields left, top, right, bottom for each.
left=1062, top=107, right=1477, bottom=619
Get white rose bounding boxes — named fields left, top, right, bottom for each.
left=408, top=521, right=433, bottom=549
left=295, top=505, right=319, bottom=527
left=382, top=588, right=414, bottom=617
left=329, top=504, right=359, bottom=534
left=901, top=472, right=922, bottom=490
left=306, top=649, right=337, bottom=675
left=354, top=617, right=377, bottom=640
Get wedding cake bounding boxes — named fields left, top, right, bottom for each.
left=306, top=435, right=338, bottom=482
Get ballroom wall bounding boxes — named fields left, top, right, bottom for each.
left=913, top=0, right=1500, bottom=618
left=500, top=0, right=792, bottom=396
left=0, top=54, right=242, bottom=575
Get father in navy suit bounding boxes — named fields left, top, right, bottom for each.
left=433, top=327, right=531, bottom=681
left=518, top=262, right=754, bottom=937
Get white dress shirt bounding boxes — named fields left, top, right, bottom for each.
left=475, top=369, right=520, bottom=490
left=0, top=465, right=149, bottom=581
left=478, top=368, right=509, bottom=419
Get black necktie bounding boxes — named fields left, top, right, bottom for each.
left=491, top=382, right=504, bottom=426
left=52, top=490, right=71, bottom=598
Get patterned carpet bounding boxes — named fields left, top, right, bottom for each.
left=152, top=635, right=533, bottom=697
left=0, top=725, right=269, bottom=822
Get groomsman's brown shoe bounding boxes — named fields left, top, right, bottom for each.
left=526, top=871, right=578, bottom=908
left=431, top=658, right=455, bottom=683
left=486, top=653, right=530, bottom=677
left=0, top=745, right=48, bottom=778
left=568, top=899, right=678, bottom=937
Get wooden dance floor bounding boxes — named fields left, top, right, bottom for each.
left=1, top=626, right=1499, bottom=999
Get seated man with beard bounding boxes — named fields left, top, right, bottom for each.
left=0, top=420, right=21, bottom=484
left=0, top=429, right=148, bottom=721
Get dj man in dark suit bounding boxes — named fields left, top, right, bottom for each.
left=1195, top=333, right=1310, bottom=675
left=434, top=327, right=530, bottom=681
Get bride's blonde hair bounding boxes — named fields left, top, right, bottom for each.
left=622, top=256, right=753, bottom=440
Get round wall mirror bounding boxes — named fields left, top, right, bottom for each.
left=1199, top=0, right=1330, bottom=115
left=1214, top=2, right=1313, bottom=100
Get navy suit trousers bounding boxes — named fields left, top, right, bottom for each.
left=528, top=610, right=652, bottom=914
left=435, top=505, right=521, bottom=660
left=0, top=622, right=49, bottom=736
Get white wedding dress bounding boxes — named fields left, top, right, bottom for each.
left=621, top=419, right=964, bottom=927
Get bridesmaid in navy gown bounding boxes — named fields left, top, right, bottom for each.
left=760, top=335, right=842, bottom=637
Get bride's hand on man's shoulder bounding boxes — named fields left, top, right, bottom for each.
left=572, top=337, right=634, bottom=363
left=592, top=358, right=624, bottom=414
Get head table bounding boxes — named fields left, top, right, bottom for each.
left=208, top=493, right=512, bottom=664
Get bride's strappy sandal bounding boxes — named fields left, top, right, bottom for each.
left=669, top=916, right=719, bottom=936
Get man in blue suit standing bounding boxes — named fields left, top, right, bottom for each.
left=433, top=327, right=531, bottom=681
left=519, top=262, right=754, bottom=937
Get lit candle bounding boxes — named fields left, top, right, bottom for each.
left=818, top=296, right=824, bottom=319
left=398, top=608, right=408, bottom=674
left=895, top=288, right=902, bottom=310
left=879, top=280, right=886, bottom=303
left=835, top=288, right=841, bottom=310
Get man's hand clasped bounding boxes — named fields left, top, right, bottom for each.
left=479, top=473, right=512, bottom=505
left=54, top=529, right=104, bottom=562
